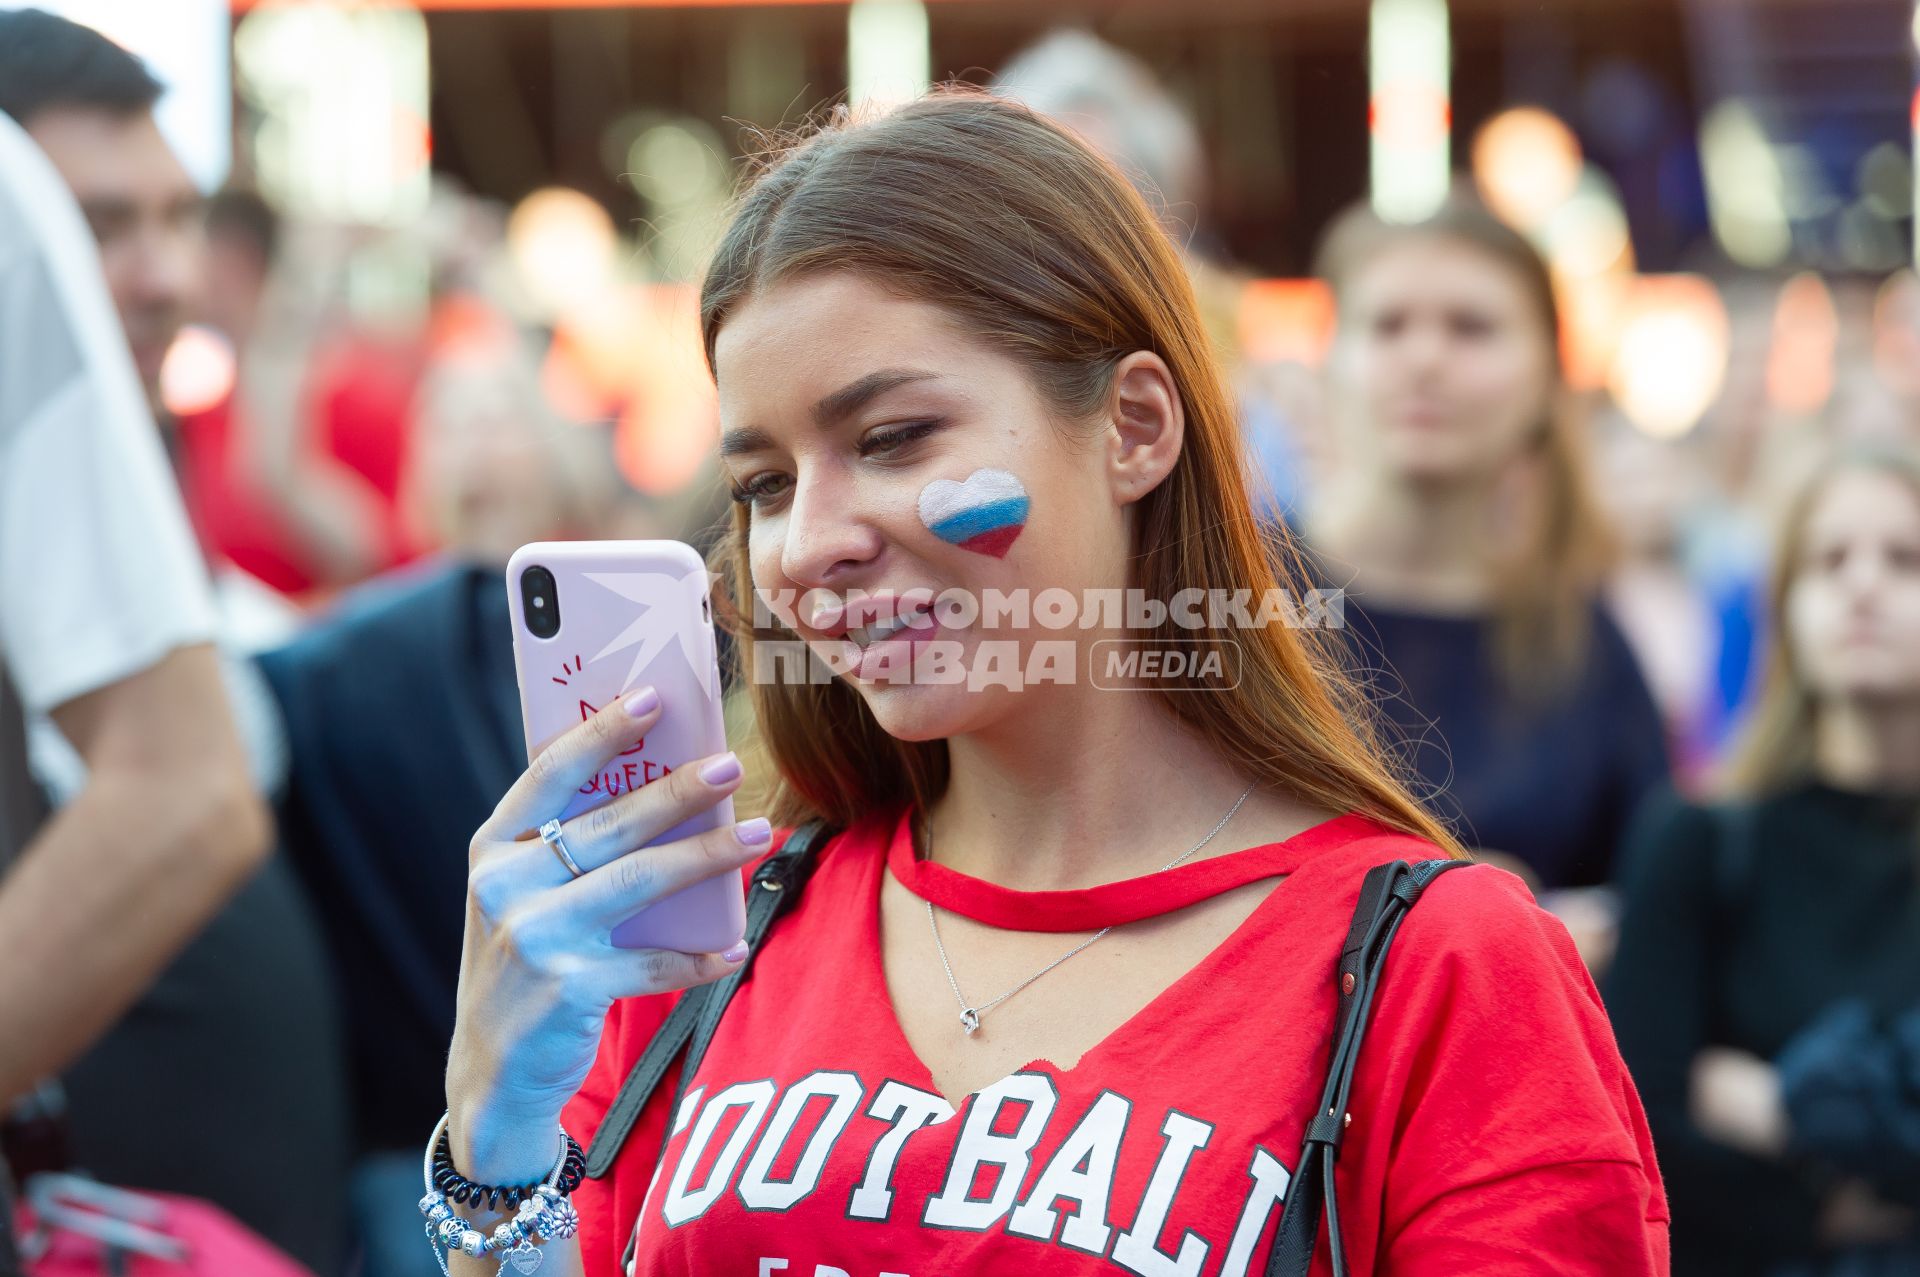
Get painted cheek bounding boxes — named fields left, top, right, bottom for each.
left=917, top=467, right=1030, bottom=559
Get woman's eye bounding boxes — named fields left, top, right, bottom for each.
left=1449, top=312, right=1494, bottom=339
left=729, top=472, right=792, bottom=509
left=858, top=420, right=939, bottom=459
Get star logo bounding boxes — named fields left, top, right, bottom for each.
left=582, top=567, right=722, bottom=702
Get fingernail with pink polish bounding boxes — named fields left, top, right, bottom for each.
left=698, top=752, right=742, bottom=786
left=721, top=942, right=750, bottom=964
left=624, top=686, right=660, bottom=717
left=735, top=818, right=772, bottom=847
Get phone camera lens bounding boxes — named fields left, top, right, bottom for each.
left=521, top=566, right=560, bottom=639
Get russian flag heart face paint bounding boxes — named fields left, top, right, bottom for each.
left=917, top=467, right=1030, bottom=558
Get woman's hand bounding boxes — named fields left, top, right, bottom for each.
left=1690, top=1046, right=1790, bottom=1158
left=444, top=687, right=767, bottom=1183
left=1534, top=885, right=1620, bottom=976
left=1819, top=1178, right=1915, bottom=1248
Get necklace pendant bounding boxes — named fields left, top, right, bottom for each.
left=960, top=1008, right=981, bottom=1036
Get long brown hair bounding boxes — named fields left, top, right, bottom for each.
left=1315, top=199, right=1617, bottom=696
left=700, top=90, right=1458, bottom=854
left=1723, top=444, right=1920, bottom=797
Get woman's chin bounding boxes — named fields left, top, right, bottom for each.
left=850, top=677, right=982, bottom=743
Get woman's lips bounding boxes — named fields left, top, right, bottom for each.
left=802, top=590, right=934, bottom=642
left=1391, top=404, right=1450, bottom=430
left=849, top=605, right=943, bottom=682
left=793, top=590, right=952, bottom=681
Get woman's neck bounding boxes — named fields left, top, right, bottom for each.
left=1309, top=468, right=1501, bottom=613
left=1814, top=696, right=1920, bottom=793
left=923, top=682, right=1316, bottom=892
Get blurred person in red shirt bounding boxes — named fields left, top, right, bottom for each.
left=181, top=199, right=423, bottom=598
left=183, top=180, right=533, bottom=600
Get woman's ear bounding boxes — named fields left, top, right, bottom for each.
left=1106, top=351, right=1184, bottom=506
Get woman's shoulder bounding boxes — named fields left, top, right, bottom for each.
left=1293, top=819, right=1554, bottom=958
left=1400, top=858, right=1584, bottom=971
left=1288, top=826, right=1642, bottom=1148
left=1295, top=818, right=1593, bottom=985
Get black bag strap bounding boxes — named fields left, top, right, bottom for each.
left=583, top=818, right=838, bottom=1179
left=1266, top=857, right=1469, bottom=1277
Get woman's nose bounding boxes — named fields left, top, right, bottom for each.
left=1398, top=322, right=1449, bottom=375
left=1828, top=546, right=1895, bottom=613
left=779, top=473, right=884, bottom=589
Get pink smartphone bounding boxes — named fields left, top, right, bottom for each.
left=505, top=540, right=746, bottom=952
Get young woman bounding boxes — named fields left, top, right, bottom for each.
left=439, top=94, right=1667, bottom=1276
left=1608, top=446, right=1920, bottom=1275
left=1307, top=202, right=1669, bottom=903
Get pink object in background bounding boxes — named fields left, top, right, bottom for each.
left=17, top=1180, right=312, bottom=1276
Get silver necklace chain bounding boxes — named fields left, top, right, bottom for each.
left=924, top=783, right=1257, bottom=1037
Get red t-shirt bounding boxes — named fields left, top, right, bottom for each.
left=172, top=333, right=424, bottom=597
left=564, top=808, right=1669, bottom=1276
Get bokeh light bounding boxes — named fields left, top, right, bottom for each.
left=1698, top=99, right=1790, bottom=269
left=1472, top=107, right=1583, bottom=231
left=1237, top=279, right=1336, bottom=367
left=848, top=0, right=930, bottom=108
left=624, top=118, right=731, bottom=282
left=611, top=285, right=720, bottom=496
left=1872, top=270, right=1920, bottom=397
left=1538, top=169, right=1633, bottom=279
left=1556, top=269, right=1632, bottom=392
left=235, top=3, right=429, bottom=225
left=1765, top=272, right=1838, bottom=417
left=1368, top=0, right=1451, bottom=224
left=159, top=324, right=237, bottom=418
left=1607, top=275, right=1729, bottom=439
left=506, top=187, right=619, bottom=320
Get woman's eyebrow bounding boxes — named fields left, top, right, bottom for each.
left=719, top=426, right=776, bottom=459
left=810, top=369, right=939, bottom=426
left=720, top=369, right=942, bottom=459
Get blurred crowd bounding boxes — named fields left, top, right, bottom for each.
left=1, top=9, right=1917, bottom=1277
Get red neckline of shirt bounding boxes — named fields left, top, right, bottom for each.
left=883, top=807, right=1379, bottom=932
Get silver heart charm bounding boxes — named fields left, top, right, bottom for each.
left=505, top=1241, right=544, bottom=1274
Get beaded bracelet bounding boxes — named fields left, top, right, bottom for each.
left=431, top=1121, right=584, bottom=1212
left=419, top=1112, right=580, bottom=1276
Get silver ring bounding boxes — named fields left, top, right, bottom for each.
left=539, top=818, right=585, bottom=879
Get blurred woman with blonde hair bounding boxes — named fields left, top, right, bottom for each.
left=1609, top=444, right=1920, bottom=1274
left=1308, top=198, right=1670, bottom=918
